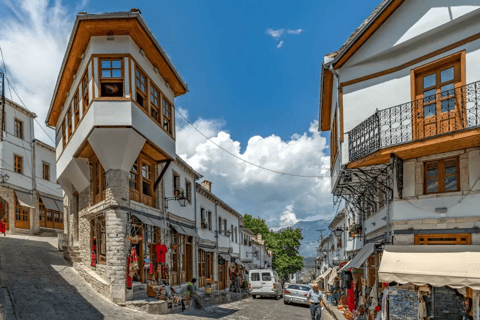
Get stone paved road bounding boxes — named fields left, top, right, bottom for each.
left=0, top=235, right=331, bottom=320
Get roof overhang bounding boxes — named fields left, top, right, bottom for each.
left=319, top=66, right=333, bottom=132
left=46, top=11, right=188, bottom=127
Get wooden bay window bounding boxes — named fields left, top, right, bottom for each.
left=61, top=120, right=66, bottom=150
left=73, top=91, right=80, bottom=129
left=150, top=85, right=160, bottom=123
left=99, top=59, right=124, bottom=98
left=43, top=163, right=50, bottom=181
left=91, top=156, right=106, bottom=204
left=82, top=70, right=90, bottom=113
left=162, top=98, right=173, bottom=135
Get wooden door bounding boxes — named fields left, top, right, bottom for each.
left=0, top=200, right=8, bottom=230
left=414, top=57, right=463, bottom=139
left=186, top=238, right=193, bottom=282
left=39, top=203, right=46, bottom=228
left=54, top=211, right=64, bottom=230
left=198, top=249, right=206, bottom=288
left=46, top=209, right=54, bottom=228
left=218, top=262, right=224, bottom=290
left=14, top=199, right=29, bottom=229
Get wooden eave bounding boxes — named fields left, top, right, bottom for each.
left=47, top=16, right=188, bottom=127
left=347, top=128, right=480, bottom=169
left=332, top=0, right=405, bottom=69
left=320, top=68, right=333, bottom=132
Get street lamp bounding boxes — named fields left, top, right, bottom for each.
left=0, top=173, right=9, bottom=183
left=332, top=228, right=343, bottom=238
left=164, top=190, right=188, bottom=209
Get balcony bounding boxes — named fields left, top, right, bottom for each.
left=348, top=81, right=480, bottom=166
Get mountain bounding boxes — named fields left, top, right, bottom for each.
left=276, top=219, right=332, bottom=258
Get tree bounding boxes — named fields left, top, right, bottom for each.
left=243, top=215, right=304, bottom=283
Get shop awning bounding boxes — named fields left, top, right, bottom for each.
left=198, top=247, right=216, bottom=253
left=315, top=268, right=332, bottom=283
left=339, top=243, right=375, bottom=272
left=171, top=224, right=186, bottom=235
left=243, top=262, right=256, bottom=271
left=327, top=266, right=339, bottom=285
left=378, top=245, right=480, bottom=290
left=149, top=217, right=167, bottom=229
left=219, top=254, right=230, bottom=261
left=133, top=213, right=154, bottom=225
left=41, top=196, right=62, bottom=212
left=15, top=190, right=35, bottom=208
left=181, top=227, right=197, bottom=238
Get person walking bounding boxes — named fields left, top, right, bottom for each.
left=186, top=278, right=204, bottom=310
left=307, top=284, right=324, bottom=320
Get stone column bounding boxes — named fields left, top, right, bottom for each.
left=104, top=169, right=129, bottom=304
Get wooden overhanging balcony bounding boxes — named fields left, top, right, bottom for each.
left=347, top=81, right=480, bottom=168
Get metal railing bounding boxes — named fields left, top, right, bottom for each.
left=348, top=80, right=480, bottom=162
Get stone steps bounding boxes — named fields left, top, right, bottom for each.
left=34, top=228, right=61, bottom=237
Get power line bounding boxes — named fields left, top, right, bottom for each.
left=174, top=107, right=331, bottom=178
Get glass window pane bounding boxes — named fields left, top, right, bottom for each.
left=424, top=105, right=436, bottom=117
left=445, top=175, right=457, bottom=191
left=112, top=70, right=121, bottom=78
left=112, top=60, right=122, bottom=68
left=423, top=89, right=436, bottom=103
left=424, top=74, right=436, bottom=88
left=101, top=60, right=111, bottom=68
left=262, top=273, right=272, bottom=281
left=441, top=98, right=455, bottom=113
left=441, top=83, right=455, bottom=98
left=427, top=168, right=438, bottom=177
left=441, top=67, right=454, bottom=83
left=102, top=70, right=111, bottom=78
left=427, top=178, right=438, bottom=193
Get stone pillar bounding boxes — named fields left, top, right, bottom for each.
left=104, top=169, right=129, bottom=304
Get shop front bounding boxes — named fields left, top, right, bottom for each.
left=14, top=191, right=34, bottom=229
left=39, top=196, right=63, bottom=230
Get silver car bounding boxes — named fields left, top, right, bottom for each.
left=283, top=284, right=312, bottom=305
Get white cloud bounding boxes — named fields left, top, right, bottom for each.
left=176, top=110, right=332, bottom=228
left=287, top=29, right=303, bottom=35
left=0, top=0, right=86, bottom=145
left=280, top=204, right=298, bottom=227
left=276, top=41, right=284, bottom=49
left=265, top=28, right=285, bottom=40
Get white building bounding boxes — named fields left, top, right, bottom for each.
left=319, top=1, right=480, bottom=317
left=251, top=233, right=273, bottom=269
left=0, top=98, right=62, bottom=235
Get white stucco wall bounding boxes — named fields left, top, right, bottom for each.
left=34, top=142, right=63, bottom=198
left=195, top=192, right=217, bottom=244
left=163, top=161, right=196, bottom=222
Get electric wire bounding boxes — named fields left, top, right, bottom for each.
left=174, top=107, right=331, bottom=178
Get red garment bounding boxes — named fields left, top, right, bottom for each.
left=0, top=221, right=5, bottom=235
left=161, top=265, right=167, bottom=279
left=347, top=281, right=355, bottom=312
left=149, top=262, right=153, bottom=275
left=126, top=256, right=132, bottom=289
left=132, top=248, right=137, bottom=262
left=155, top=244, right=168, bottom=263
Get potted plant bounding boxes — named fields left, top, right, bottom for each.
left=337, top=238, right=342, bottom=248
left=355, top=224, right=362, bottom=235
left=349, top=226, right=356, bottom=238
left=128, top=235, right=142, bottom=244
left=201, top=220, right=207, bottom=229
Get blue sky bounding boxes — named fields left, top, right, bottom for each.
left=0, top=0, right=381, bottom=228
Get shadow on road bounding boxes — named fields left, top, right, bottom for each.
left=0, top=236, right=105, bottom=319
left=180, top=306, right=239, bottom=318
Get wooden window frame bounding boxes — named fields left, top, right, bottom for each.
left=224, top=219, right=227, bottom=236
left=14, top=195, right=29, bottom=225
left=414, top=233, right=471, bottom=245
left=150, top=84, right=161, bottom=124
left=201, top=208, right=207, bottom=229
left=424, top=157, right=459, bottom=195
left=218, top=216, right=222, bottom=233
left=14, top=118, right=23, bottom=139
left=129, top=153, right=155, bottom=207
left=42, top=162, right=50, bottom=181
left=73, top=90, right=80, bottom=129
left=82, top=69, right=90, bottom=114
left=14, top=154, right=23, bottom=174
left=330, top=111, right=338, bottom=170
left=162, top=96, right=174, bottom=136
left=66, top=107, right=72, bottom=140
left=135, top=65, right=148, bottom=110
left=185, top=179, right=192, bottom=204
left=91, top=156, right=106, bottom=205
left=208, top=211, right=212, bottom=231
left=98, top=58, right=124, bottom=98
left=91, top=217, right=107, bottom=265
left=61, top=120, right=66, bottom=150
left=173, top=171, right=180, bottom=195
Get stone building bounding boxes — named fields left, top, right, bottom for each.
left=0, top=98, right=63, bottom=235
left=318, top=0, right=480, bottom=318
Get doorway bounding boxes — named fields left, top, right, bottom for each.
left=0, top=198, right=8, bottom=230
left=14, top=196, right=29, bottom=229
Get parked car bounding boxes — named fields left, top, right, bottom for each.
left=283, top=283, right=312, bottom=305
left=249, top=269, right=283, bottom=299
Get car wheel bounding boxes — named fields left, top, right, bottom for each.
left=253, top=295, right=257, bottom=299
left=284, top=299, right=288, bottom=305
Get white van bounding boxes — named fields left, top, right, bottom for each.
left=249, top=269, right=283, bottom=299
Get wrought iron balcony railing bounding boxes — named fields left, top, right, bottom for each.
left=348, top=80, right=480, bottom=162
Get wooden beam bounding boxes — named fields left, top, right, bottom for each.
left=154, top=159, right=171, bottom=190
left=321, top=69, right=334, bottom=131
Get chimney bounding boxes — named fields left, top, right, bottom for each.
left=201, top=179, right=212, bottom=192
left=257, top=234, right=262, bottom=241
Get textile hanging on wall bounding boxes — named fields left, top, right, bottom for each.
left=126, top=255, right=132, bottom=289
left=155, top=244, right=168, bottom=263
left=91, top=238, right=97, bottom=267
left=348, top=281, right=356, bottom=311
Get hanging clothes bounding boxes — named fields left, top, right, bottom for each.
left=348, top=281, right=356, bottom=311
left=91, top=238, right=97, bottom=267
left=0, top=220, right=6, bottom=235
left=149, top=262, right=153, bottom=275
left=381, top=289, right=389, bottom=320
left=155, top=244, right=168, bottom=263
left=126, top=255, right=132, bottom=289
left=418, top=292, right=427, bottom=320
left=369, top=285, right=379, bottom=310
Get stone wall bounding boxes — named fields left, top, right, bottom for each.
left=388, top=288, right=418, bottom=320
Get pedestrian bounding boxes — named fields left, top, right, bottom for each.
left=307, top=283, right=323, bottom=320
left=186, top=278, right=204, bottom=310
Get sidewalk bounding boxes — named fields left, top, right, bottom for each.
left=322, top=296, right=348, bottom=320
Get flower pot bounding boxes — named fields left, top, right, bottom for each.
left=171, top=245, right=178, bottom=250
left=350, top=231, right=356, bottom=238
left=131, top=239, right=140, bottom=244
left=356, top=229, right=362, bottom=235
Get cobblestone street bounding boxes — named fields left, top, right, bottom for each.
left=0, top=235, right=330, bottom=319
